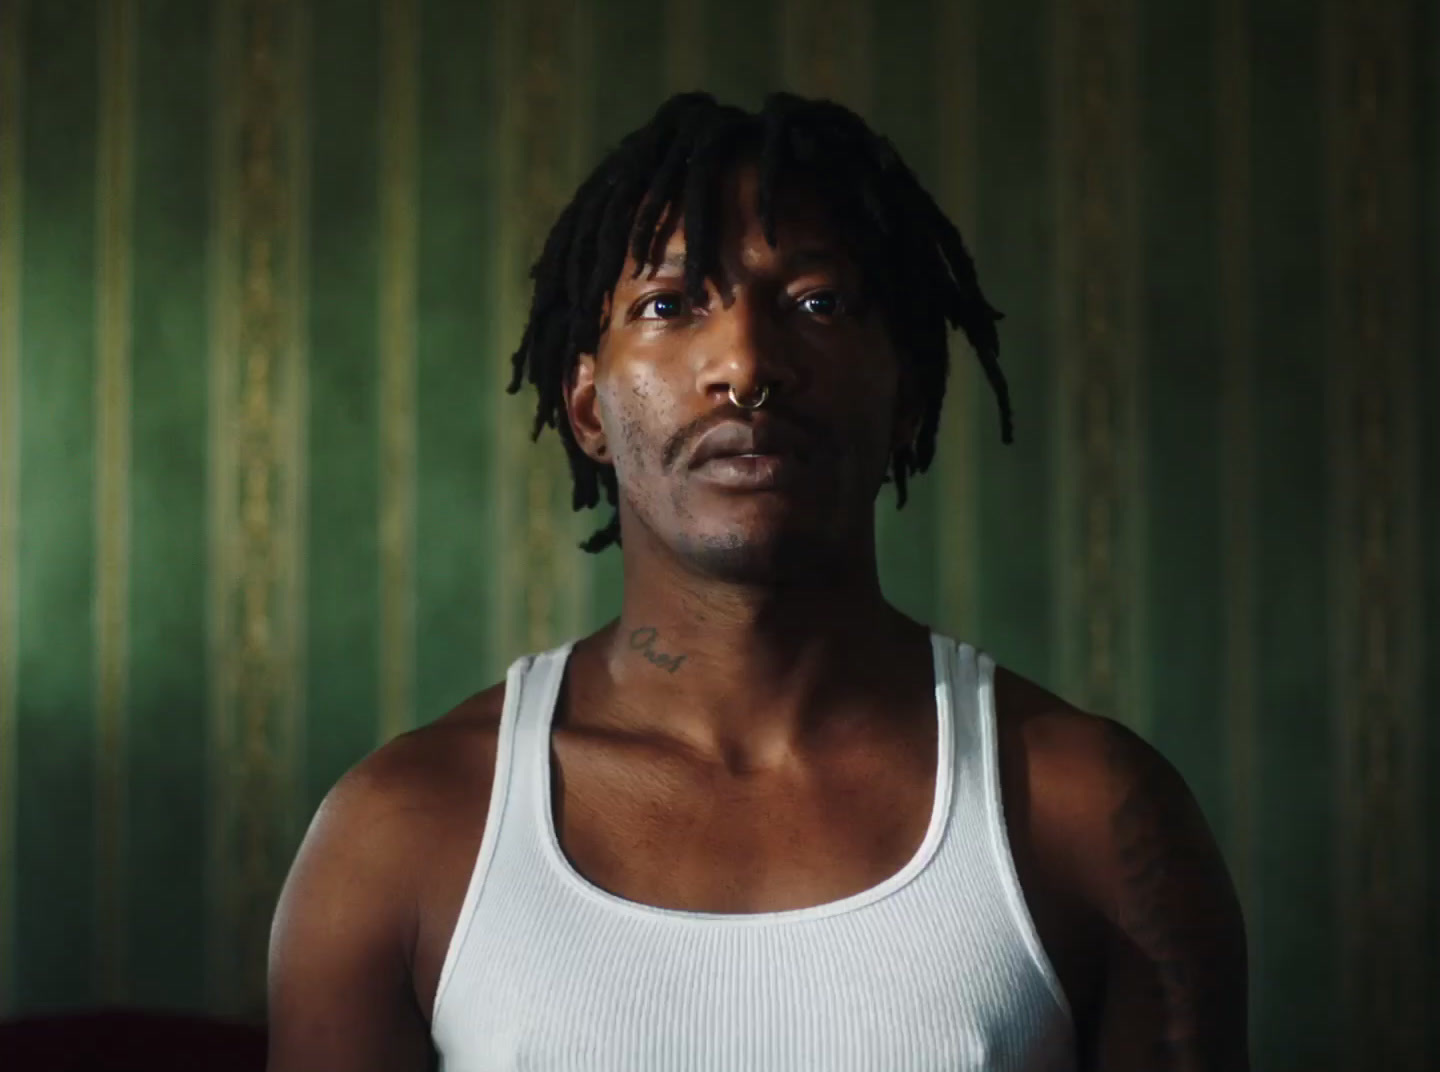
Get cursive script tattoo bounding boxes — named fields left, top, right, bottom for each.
left=628, top=626, right=687, bottom=673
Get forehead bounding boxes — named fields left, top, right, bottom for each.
left=621, top=162, right=855, bottom=279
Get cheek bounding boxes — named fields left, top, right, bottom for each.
left=601, top=372, right=676, bottom=476
left=832, top=341, right=904, bottom=434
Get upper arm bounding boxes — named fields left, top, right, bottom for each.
left=266, top=753, right=435, bottom=1072
left=1082, top=719, right=1251, bottom=1072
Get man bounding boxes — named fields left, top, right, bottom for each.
left=267, top=92, right=1250, bottom=1071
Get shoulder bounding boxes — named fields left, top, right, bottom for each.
left=991, top=665, right=1250, bottom=1066
left=267, top=681, right=513, bottom=1066
left=321, top=681, right=508, bottom=842
left=991, top=664, right=1227, bottom=915
left=991, top=665, right=1175, bottom=813
left=279, top=680, right=510, bottom=953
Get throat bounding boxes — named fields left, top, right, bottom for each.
left=569, top=616, right=938, bottom=768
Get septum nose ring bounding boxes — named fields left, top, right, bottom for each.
left=728, top=384, right=769, bottom=410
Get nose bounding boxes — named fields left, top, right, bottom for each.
left=693, top=290, right=805, bottom=407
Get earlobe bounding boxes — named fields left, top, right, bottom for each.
left=565, top=354, right=609, bottom=463
left=890, top=366, right=922, bottom=451
left=892, top=394, right=921, bottom=452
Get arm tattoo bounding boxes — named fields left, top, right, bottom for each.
left=1103, top=720, right=1247, bottom=1069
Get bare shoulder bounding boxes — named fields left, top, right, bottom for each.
left=318, top=680, right=509, bottom=849
left=280, top=678, right=509, bottom=924
left=991, top=663, right=1216, bottom=905
left=271, top=679, right=512, bottom=1040
left=990, top=662, right=1249, bottom=1066
left=996, top=665, right=1255, bottom=1060
left=991, top=664, right=1250, bottom=1069
left=267, top=680, right=511, bottom=1070
left=991, top=663, right=1188, bottom=811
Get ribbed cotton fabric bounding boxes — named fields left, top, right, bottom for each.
left=430, top=631, right=1076, bottom=1071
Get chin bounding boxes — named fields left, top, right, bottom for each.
left=673, top=526, right=840, bottom=588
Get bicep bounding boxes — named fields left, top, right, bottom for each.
left=1086, top=722, right=1251, bottom=1071
left=266, top=776, right=434, bottom=1072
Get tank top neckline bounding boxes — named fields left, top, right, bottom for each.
left=528, top=629, right=960, bottom=926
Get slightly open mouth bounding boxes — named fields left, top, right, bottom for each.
left=694, top=453, right=803, bottom=490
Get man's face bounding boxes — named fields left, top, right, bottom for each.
left=564, top=162, right=918, bottom=586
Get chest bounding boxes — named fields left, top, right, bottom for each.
left=411, top=695, right=1103, bottom=1036
left=425, top=712, right=1084, bottom=1071
left=546, top=727, right=940, bottom=915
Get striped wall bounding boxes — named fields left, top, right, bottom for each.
left=0, top=1, right=1435, bottom=1068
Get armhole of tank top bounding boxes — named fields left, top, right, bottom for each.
left=975, top=650, right=1076, bottom=1027
left=430, top=654, right=532, bottom=1026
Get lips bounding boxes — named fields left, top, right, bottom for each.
left=687, top=419, right=810, bottom=469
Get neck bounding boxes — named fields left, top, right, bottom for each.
left=577, top=527, right=934, bottom=772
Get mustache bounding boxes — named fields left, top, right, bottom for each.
left=661, top=405, right=823, bottom=472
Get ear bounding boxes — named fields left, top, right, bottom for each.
left=890, top=368, right=922, bottom=453
left=564, top=353, right=610, bottom=464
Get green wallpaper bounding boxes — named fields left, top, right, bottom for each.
left=0, top=0, right=1436, bottom=1069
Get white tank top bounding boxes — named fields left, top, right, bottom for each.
left=430, top=630, right=1076, bottom=1071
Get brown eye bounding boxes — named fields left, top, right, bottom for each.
left=636, top=293, right=687, bottom=320
left=797, top=290, right=846, bottom=318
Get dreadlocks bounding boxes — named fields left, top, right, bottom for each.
left=506, top=91, right=1012, bottom=554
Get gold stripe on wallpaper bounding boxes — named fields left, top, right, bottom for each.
left=779, top=0, right=872, bottom=116
left=281, top=0, right=311, bottom=874
left=493, top=0, right=520, bottom=666
left=934, top=0, right=980, bottom=640
left=1326, top=1, right=1425, bottom=1068
left=1215, top=0, right=1257, bottom=929
left=378, top=0, right=419, bottom=744
left=495, top=0, right=591, bottom=666
left=94, top=0, right=136, bottom=1004
left=0, top=0, right=24, bottom=1019
left=205, top=0, right=242, bottom=1014
left=556, top=0, right=591, bottom=654
left=665, top=0, right=706, bottom=95
left=206, top=0, right=308, bottom=1017
left=1052, top=0, right=1144, bottom=729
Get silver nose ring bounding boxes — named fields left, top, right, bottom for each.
left=728, top=384, right=769, bottom=410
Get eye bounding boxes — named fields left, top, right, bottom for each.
left=635, top=292, right=688, bottom=320
left=796, top=289, right=847, bottom=318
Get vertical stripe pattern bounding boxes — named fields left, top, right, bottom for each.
left=0, top=0, right=24, bottom=1018
left=666, top=0, right=706, bottom=95
left=1053, top=0, right=1143, bottom=727
left=972, top=0, right=1057, bottom=684
left=379, top=0, right=418, bottom=743
left=780, top=0, right=872, bottom=115
left=414, top=0, right=502, bottom=711
left=284, top=2, right=311, bottom=869
left=1326, top=0, right=1425, bottom=1067
left=205, top=0, right=242, bottom=1012
left=0, top=1, right=1434, bottom=1058
left=207, top=0, right=308, bottom=1017
left=94, top=0, right=136, bottom=1003
left=935, top=0, right=979, bottom=638
left=495, top=0, right=589, bottom=664
left=1215, top=0, right=1258, bottom=953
